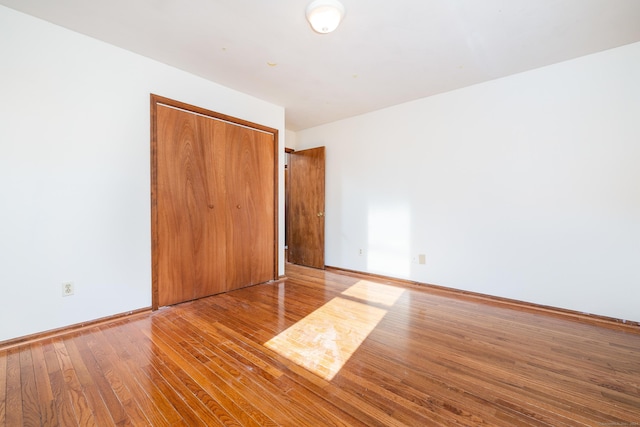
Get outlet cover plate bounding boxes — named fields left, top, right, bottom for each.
left=62, top=282, right=74, bottom=297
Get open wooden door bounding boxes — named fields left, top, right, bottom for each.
left=288, top=146, right=325, bottom=269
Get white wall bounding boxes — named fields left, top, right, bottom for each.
left=285, top=129, right=298, bottom=150
left=0, top=5, right=285, bottom=342
left=297, top=42, right=640, bottom=322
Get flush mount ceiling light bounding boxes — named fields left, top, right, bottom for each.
left=306, top=0, right=345, bottom=34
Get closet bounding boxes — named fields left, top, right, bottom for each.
left=151, top=95, right=277, bottom=308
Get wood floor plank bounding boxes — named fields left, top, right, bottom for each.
left=182, top=309, right=398, bottom=426
left=1, top=263, right=639, bottom=426
left=5, top=348, right=23, bottom=427
left=18, top=347, right=41, bottom=426
left=63, top=338, right=117, bottom=426
left=108, top=321, right=195, bottom=426
left=142, top=316, right=258, bottom=425
left=186, top=290, right=510, bottom=425
left=165, top=307, right=366, bottom=426
left=52, top=339, right=97, bottom=427
left=41, top=339, right=78, bottom=427
left=148, top=354, right=229, bottom=426
left=98, top=321, right=185, bottom=427
left=363, top=310, right=622, bottom=424
left=83, top=327, right=151, bottom=426
left=70, top=333, right=128, bottom=425
left=205, top=321, right=374, bottom=426
left=143, top=315, right=282, bottom=426
left=29, top=343, right=58, bottom=426
left=108, top=319, right=194, bottom=427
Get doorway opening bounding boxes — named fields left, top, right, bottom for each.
left=285, top=146, right=326, bottom=269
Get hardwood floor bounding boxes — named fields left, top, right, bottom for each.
left=1, top=263, right=639, bottom=426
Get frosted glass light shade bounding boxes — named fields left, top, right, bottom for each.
left=306, top=0, right=345, bottom=34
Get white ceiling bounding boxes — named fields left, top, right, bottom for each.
left=2, top=0, right=640, bottom=131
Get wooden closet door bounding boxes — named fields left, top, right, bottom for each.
left=224, top=124, right=275, bottom=289
left=152, top=95, right=277, bottom=309
left=247, top=130, right=276, bottom=285
left=156, top=105, right=227, bottom=306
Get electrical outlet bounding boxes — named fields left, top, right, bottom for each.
left=418, top=254, right=426, bottom=265
left=359, top=248, right=363, bottom=256
left=62, top=282, right=74, bottom=297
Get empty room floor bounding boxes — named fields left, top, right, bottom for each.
left=1, top=263, right=639, bottom=426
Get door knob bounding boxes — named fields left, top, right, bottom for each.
left=317, top=212, right=324, bottom=217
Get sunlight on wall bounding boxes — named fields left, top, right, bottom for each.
left=264, top=280, right=405, bottom=380
left=367, top=204, right=411, bottom=277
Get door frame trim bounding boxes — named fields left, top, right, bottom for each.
left=150, top=94, right=279, bottom=310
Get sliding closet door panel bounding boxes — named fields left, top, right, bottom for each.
left=225, top=125, right=251, bottom=289
left=250, top=131, right=276, bottom=285
left=156, top=105, right=226, bottom=306
left=152, top=94, right=278, bottom=308
left=197, top=116, right=228, bottom=297
left=224, top=125, right=275, bottom=289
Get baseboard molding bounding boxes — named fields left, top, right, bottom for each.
left=4, top=267, right=637, bottom=349
left=325, top=265, right=640, bottom=333
left=0, top=307, right=152, bottom=350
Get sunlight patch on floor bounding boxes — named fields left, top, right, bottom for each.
left=264, top=296, right=387, bottom=380
left=264, top=280, right=406, bottom=380
left=341, top=280, right=406, bottom=306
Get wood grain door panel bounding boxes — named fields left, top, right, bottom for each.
left=250, top=131, right=277, bottom=284
left=152, top=95, right=278, bottom=309
left=288, top=147, right=325, bottom=269
left=224, top=125, right=275, bottom=289
left=156, top=105, right=227, bottom=306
